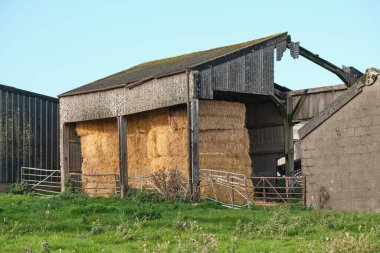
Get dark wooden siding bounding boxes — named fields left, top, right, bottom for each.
left=196, top=45, right=277, bottom=99
left=246, top=98, right=284, bottom=177
left=0, top=85, right=59, bottom=183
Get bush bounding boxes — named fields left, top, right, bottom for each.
left=71, top=204, right=118, bottom=215
left=239, top=205, right=309, bottom=239
left=126, top=188, right=165, bottom=203
left=309, top=228, right=376, bottom=253
left=134, top=205, right=162, bottom=220
left=8, top=181, right=33, bottom=195
left=151, top=168, right=187, bottom=203
left=90, top=219, right=104, bottom=235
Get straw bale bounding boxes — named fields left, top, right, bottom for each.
left=76, top=118, right=119, bottom=196
left=198, top=100, right=252, bottom=203
left=199, top=100, right=246, bottom=130
left=199, top=129, right=249, bottom=154
left=126, top=105, right=189, bottom=188
left=168, top=107, right=188, bottom=130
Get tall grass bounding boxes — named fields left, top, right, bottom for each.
left=0, top=193, right=378, bottom=252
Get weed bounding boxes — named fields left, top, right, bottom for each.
left=312, top=227, right=376, bottom=253
left=71, top=204, right=118, bottom=215
left=198, top=200, right=223, bottom=209
left=126, top=188, right=165, bottom=203
left=90, top=219, right=104, bottom=235
left=229, top=236, right=238, bottom=253
left=152, top=168, right=187, bottom=203
left=134, top=205, right=162, bottom=220
left=202, top=233, right=218, bottom=253
left=9, top=220, right=31, bottom=235
left=152, top=241, right=170, bottom=253
left=81, top=216, right=89, bottom=225
left=174, top=211, right=199, bottom=231
left=40, top=240, right=50, bottom=253
left=8, top=181, right=34, bottom=195
left=116, top=220, right=133, bottom=240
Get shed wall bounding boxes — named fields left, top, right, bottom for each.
left=60, top=73, right=192, bottom=123
left=291, top=86, right=348, bottom=121
left=301, top=80, right=380, bottom=211
left=197, top=45, right=275, bottom=99
left=246, top=99, right=284, bottom=177
left=0, top=86, right=59, bottom=183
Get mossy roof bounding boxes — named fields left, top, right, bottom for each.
left=60, top=32, right=287, bottom=97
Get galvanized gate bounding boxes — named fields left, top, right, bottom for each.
left=21, top=167, right=61, bottom=196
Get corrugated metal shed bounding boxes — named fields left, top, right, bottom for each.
left=0, top=84, right=59, bottom=183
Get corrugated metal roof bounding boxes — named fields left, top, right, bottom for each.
left=60, top=32, right=287, bottom=97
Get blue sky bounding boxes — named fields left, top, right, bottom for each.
left=0, top=0, right=379, bottom=97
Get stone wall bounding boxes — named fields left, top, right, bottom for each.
left=301, top=69, right=380, bottom=212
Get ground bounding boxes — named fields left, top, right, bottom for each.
left=0, top=192, right=379, bottom=253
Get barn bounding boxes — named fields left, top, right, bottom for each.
left=58, top=32, right=362, bottom=201
left=299, top=68, right=380, bottom=211
left=0, top=84, right=59, bottom=192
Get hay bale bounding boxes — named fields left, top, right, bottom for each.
left=199, top=100, right=246, bottom=130
left=76, top=118, right=119, bottom=196
left=74, top=101, right=252, bottom=202
left=126, top=105, right=189, bottom=188
left=198, top=100, right=252, bottom=203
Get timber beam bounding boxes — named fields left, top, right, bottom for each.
left=287, top=36, right=363, bottom=87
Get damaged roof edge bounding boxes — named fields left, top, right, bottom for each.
left=299, top=68, right=380, bottom=139
left=291, top=84, right=347, bottom=96
left=59, top=32, right=288, bottom=98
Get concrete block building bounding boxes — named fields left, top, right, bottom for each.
left=299, top=68, right=380, bottom=211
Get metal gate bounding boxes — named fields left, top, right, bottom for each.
left=21, top=167, right=61, bottom=196
left=200, top=169, right=305, bottom=208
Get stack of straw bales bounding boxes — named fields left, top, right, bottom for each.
left=127, top=106, right=189, bottom=188
left=199, top=100, right=252, bottom=202
left=76, top=118, right=119, bottom=196
left=75, top=101, right=252, bottom=202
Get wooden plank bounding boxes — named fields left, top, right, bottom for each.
left=117, top=116, right=128, bottom=198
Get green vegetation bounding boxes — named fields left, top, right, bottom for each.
left=0, top=192, right=379, bottom=252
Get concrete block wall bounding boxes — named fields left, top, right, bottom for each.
left=301, top=71, right=380, bottom=212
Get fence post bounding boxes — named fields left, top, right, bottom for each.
left=231, top=174, right=235, bottom=208
left=244, top=176, right=251, bottom=208
left=302, top=176, right=306, bottom=205
left=263, top=177, right=266, bottom=203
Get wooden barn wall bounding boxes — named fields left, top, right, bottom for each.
left=60, top=73, right=193, bottom=124
left=0, top=85, right=59, bottom=183
left=195, top=38, right=288, bottom=100
left=291, top=86, right=348, bottom=121
left=246, top=98, right=284, bottom=177
left=60, top=73, right=193, bottom=179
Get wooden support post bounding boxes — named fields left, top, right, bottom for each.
left=118, top=116, right=128, bottom=198
left=61, top=123, right=70, bottom=192
left=191, top=99, right=200, bottom=201
left=284, top=93, right=294, bottom=177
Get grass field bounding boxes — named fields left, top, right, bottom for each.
left=0, top=191, right=379, bottom=253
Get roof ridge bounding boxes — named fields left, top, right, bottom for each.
left=59, top=32, right=287, bottom=97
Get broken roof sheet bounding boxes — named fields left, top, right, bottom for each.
left=60, top=32, right=287, bottom=97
